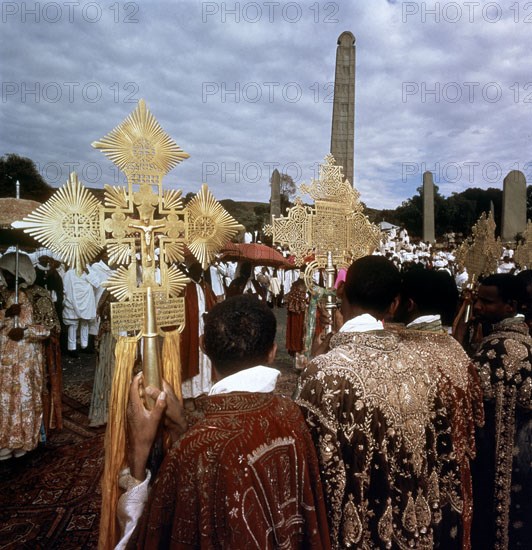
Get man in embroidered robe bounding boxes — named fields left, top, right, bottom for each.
left=394, top=267, right=485, bottom=549
left=296, top=256, right=464, bottom=549
left=470, top=274, right=532, bottom=550
left=285, top=276, right=308, bottom=362
left=118, top=295, right=331, bottom=549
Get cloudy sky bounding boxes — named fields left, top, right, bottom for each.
left=1, top=0, right=531, bottom=209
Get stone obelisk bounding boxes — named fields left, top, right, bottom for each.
left=423, top=171, right=435, bottom=242
left=501, top=170, right=527, bottom=242
left=331, top=31, right=356, bottom=186
left=270, top=168, right=281, bottom=222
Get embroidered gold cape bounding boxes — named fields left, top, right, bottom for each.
left=471, top=318, right=532, bottom=550
left=296, top=329, right=467, bottom=549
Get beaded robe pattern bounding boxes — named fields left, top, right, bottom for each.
left=296, top=329, right=465, bottom=549
left=398, top=325, right=485, bottom=550
left=472, top=318, right=532, bottom=550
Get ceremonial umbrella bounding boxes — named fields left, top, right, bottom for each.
left=220, top=242, right=293, bottom=268
left=0, top=196, right=42, bottom=314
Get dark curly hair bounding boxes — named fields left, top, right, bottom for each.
left=203, top=295, right=276, bottom=375
left=480, top=273, right=528, bottom=306
left=400, top=268, right=459, bottom=326
left=344, top=256, right=401, bottom=316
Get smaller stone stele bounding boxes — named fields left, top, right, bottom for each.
left=501, top=170, right=527, bottom=242
left=270, top=154, right=380, bottom=267
left=455, top=211, right=502, bottom=280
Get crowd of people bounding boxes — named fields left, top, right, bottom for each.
left=1, top=238, right=531, bottom=549
left=118, top=242, right=531, bottom=549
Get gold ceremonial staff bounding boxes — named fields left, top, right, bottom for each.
left=13, top=99, right=242, bottom=548
left=14, top=99, right=242, bottom=394
left=266, top=154, right=381, bottom=333
left=454, top=210, right=503, bottom=325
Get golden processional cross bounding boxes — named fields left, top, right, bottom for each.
left=454, top=211, right=503, bottom=324
left=14, top=99, right=242, bottom=549
left=265, top=154, right=381, bottom=330
left=455, top=211, right=502, bottom=282
left=515, top=220, right=532, bottom=269
left=13, top=99, right=242, bottom=392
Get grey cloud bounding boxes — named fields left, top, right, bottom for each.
left=1, top=1, right=530, bottom=209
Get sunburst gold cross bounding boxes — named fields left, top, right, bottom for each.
left=13, top=99, right=242, bottom=386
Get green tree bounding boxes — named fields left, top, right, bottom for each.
left=394, top=187, right=423, bottom=237
left=0, top=154, right=54, bottom=202
left=444, top=193, right=477, bottom=235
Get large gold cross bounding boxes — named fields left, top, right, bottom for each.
left=13, top=100, right=242, bottom=388
left=455, top=211, right=502, bottom=280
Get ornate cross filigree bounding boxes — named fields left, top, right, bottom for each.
left=13, top=99, right=242, bottom=386
left=515, top=220, right=532, bottom=269
left=455, top=211, right=502, bottom=279
left=266, top=155, right=380, bottom=268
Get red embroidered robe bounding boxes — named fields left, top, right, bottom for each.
left=180, top=281, right=216, bottom=381
left=128, top=393, right=331, bottom=549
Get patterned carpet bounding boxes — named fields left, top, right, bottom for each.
left=0, top=382, right=105, bottom=549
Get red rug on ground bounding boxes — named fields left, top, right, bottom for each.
left=0, top=382, right=105, bottom=549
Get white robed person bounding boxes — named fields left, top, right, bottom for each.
left=62, top=266, right=97, bottom=357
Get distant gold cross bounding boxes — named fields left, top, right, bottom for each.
left=268, top=155, right=380, bottom=268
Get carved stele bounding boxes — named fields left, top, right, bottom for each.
left=267, top=154, right=380, bottom=268
left=423, top=171, right=435, bottom=243
left=331, top=31, right=356, bottom=188
left=455, top=211, right=502, bottom=280
left=501, top=170, right=527, bottom=242
left=270, top=168, right=281, bottom=221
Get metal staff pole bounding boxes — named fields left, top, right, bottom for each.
left=14, top=181, right=20, bottom=328
left=324, top=251, right=336, bottom=334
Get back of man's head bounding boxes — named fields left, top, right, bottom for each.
left=203, top=295, right=276, bottom=375
left=344, top=256, right=401, bottom=318
left=516, top=269, right=532, bottom=293
left=187, top=262, right=203, bottom=283
left=399, top=268, right=458, bottom=325
left=239, top=262, right=252, bottom=280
